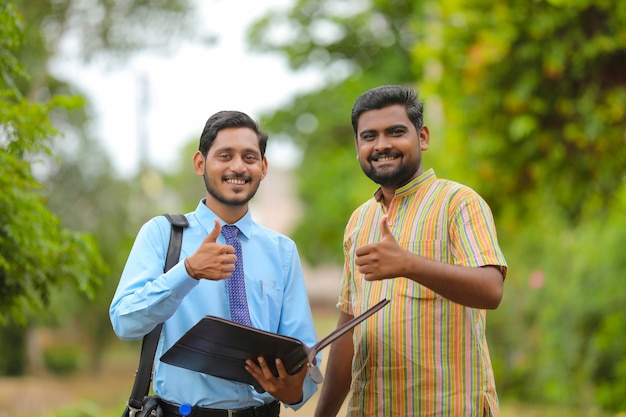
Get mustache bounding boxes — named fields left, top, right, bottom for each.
left=369, top=150, right=401, bottom=162
left=223, top=174, right=251, bottom=181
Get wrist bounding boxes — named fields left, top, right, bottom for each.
left=286, top=394, right=303, bottom=405
left=184, top=257, right=199, bottom=280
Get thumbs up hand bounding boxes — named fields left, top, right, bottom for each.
left=184, top=218, right=237, bottom=280
left=355, top=215, right=406, bottom=281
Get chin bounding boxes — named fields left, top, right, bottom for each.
left=224, top=196, right=251, bottom=207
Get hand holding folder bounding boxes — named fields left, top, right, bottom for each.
left=160, top=298, right=390, bottom=392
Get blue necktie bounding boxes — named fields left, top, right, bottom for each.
left=222, top=225, right=252, bottom=326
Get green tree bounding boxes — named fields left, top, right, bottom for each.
left=0, top=0, right=105, bottom=325
left=1, top=0, right=204, bottom=374
left=417, top=0, right=626, bottom=224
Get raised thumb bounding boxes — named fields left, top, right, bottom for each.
left=380, top=215, right=394, bottom=240
left=206, top=218, right=222, bottom=243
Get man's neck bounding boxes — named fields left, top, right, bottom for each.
left=205, top=198, right=248, bottom=225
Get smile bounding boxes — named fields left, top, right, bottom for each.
left=225, top=178, right=247, bottom=185
left=376, top=156, right=397, bottom=162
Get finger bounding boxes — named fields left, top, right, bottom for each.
left=245, top=359, right=261, bottom=375
left=355, top=245, right=369, bottom=257
left=379, top=215, right=395, bottom=241
left=256, top=356, right=275, bottom=378
left=245, top=360, right=271, bottom=392
left=274, top=358, right=288, bottom=378
left=206, top=218, right=222, bottom=243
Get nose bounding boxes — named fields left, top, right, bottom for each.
left=374, top=134, right=392, bottom=152
left=229, top=155, right=247, bottom=172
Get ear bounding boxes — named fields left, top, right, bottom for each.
left=419, top=125, right=430, bottom=151
left=193, top=151, right=205, bottom=176
left=261, top=156, right=268, bottom=180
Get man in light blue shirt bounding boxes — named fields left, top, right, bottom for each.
left=110, top=111, right=319, bottom=415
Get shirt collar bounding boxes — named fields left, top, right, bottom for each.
left=374, top=168, right=436, bottom=202
left=195, top=199, right=254, bottom=240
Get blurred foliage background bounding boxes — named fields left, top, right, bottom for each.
left=1, top=0, right=625, bottom=415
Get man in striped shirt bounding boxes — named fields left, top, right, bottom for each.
left=314, top=85, right=507, bottom=417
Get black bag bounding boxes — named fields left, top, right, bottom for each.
left=121, top=214, right=188, bottom=417
left=122, top=395, right=163, bottom=417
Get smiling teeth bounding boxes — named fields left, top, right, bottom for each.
left=226, top=179, right=246, bottom=185
left=378, top=156, right=395, bottom=161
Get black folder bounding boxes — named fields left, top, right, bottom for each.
left=160, top=298, right=390, bottom=392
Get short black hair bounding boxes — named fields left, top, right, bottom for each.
left=351, top=85, right=424, bottom=136
left=198, top=111, right=268, bottom=157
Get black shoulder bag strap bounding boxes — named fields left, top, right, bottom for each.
left=126, top=213, right=189, bottom=414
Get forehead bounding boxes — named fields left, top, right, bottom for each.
left=211, top=127, right=260, bottom=152
left=357, top=104, right=412, bottom=133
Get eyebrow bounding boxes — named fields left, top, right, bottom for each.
left=384, top=124, right=410, bottom=132
left=214, top=146, right=261, bottom=155
left=358, top=124, right=409, bottom=137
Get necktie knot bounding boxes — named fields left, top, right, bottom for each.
left=222, top=224, right=239, bottom=240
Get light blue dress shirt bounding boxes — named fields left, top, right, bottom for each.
left=110, top=200, right=319, bottom=410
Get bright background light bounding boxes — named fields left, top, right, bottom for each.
left=54, top=0, right=322, bottom=176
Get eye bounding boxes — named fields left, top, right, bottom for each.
left=217, top=153, right=232, bottom=160
left=360, top=133, right=376, bottom=142
left=390, top=128, right=405, bottom=136
left=243, top=154, right=260, bottom=162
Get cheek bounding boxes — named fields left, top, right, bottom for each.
left=356, top=144, right=371, bottom=159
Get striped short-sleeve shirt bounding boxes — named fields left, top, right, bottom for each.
left=340, top=169, right=507, bottom=417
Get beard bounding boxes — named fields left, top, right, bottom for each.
left=203, top=170, right=260, bottom=207
left=360, top=152, right=419, bottom=188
